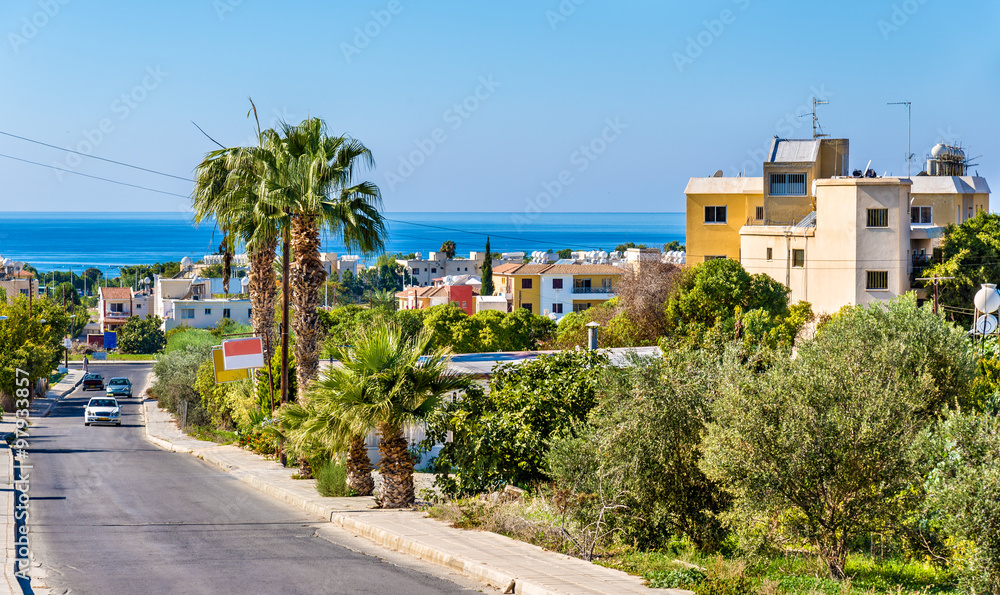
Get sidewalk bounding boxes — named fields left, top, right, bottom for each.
left=2, top=418, right=19, bottom=595
left=30, top=370, right=86, bottom=418
left=142, top=400, right=691, bottom=595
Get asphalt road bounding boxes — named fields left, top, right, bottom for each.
left=24, top=364, right=484, bottom=595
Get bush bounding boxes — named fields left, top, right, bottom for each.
left=315, top=458, right=351, bottom=497
left=117, top=314, right=165, bottom=354
left=164, top=327, right=218, bottom=353
left=425, top=349, right=609, bottom=495
left=237, top=424, right=278, bottom=456
left=150, top=343, right=213, bottom=427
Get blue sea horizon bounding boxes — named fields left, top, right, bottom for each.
left=0, top=211, right=685, bottom=274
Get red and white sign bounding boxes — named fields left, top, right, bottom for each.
left=221, top=337, right=265, bottom=370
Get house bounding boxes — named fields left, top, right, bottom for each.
left=395, top=285, right=478, bottom=315
left=685, top=136, right=991, bottom=313
left=0, top=259, right=38, bottom=304
left=396, top=251, right=490, bottom=287
left=99, top=287, right=136, bottom=332
left=320, top=252, right=361, bottom=278
left=491, top=263, right=624, bottom=320
left=152, top=274, right=251, bottom=331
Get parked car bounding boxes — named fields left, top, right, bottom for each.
left=82, top=373, right=104, bottom=391
left=105, top=377, right=132, bottom=398
left=84, top=396, right=121, bottom=426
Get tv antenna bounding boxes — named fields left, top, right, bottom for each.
left=799, top=97, right=829, bottom=138
left=887, top=101, right=912, bottom=178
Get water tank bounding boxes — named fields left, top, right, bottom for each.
left=181, top=256, right=193, bottom=268
left=974, top=284, right=1000, bottom=313
left=931, top=143, right=947, bottom=159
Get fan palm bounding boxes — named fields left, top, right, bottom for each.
left=304, top=321, right=466, bottom=508
left=257, top=118, right=386, bottom=393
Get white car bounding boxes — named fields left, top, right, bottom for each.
left=84, top=396, right=121, bottom=426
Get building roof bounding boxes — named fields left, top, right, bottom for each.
left=476, top=295, right=508, bottom=303
left=493, top=263, right=625, bottom=276
left=910, top=175, right=991, bottom=195
left=396, top=286, right=480, bottom=299
left=767, top=138, right=820, bottom=163
left=684, top=176, right=763, bottom=195
left=99, top=287, right=132, bottom=300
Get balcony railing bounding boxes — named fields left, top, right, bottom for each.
left=104, top=311, right=131, bottom=318
left=572, top=286, right=614, bottom=294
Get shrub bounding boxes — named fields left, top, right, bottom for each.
left=117, top=314, right=166, bottom=354
left=315, top=458, right=351, bottom=497
left=150, top=343, right=213, bottom=426
left=425, top=349, right=609, bottom=495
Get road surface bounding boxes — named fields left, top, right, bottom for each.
left=23, top=363, right=486, bottom=594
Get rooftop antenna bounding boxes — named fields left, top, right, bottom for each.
left=800, top=97, right=829, bottom=139
left=887, top=101, right=912, bottom=178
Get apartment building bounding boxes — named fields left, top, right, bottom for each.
left=153, top=274, right=251, bottom=331
left=395, top=285, right=478, bottom=315
left=491, top=263, right=623, bottom=320
left=685, top=136, right=991, bottom=313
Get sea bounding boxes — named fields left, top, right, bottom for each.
left=0, top=211, right=685, bottom=275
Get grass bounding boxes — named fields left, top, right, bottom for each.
left=49, top=371, right=67, bottom=384
left=164, top=329, right=219, bottom=353
left=186, top=425, right=237, bottom=444
left=426, top=497, right=958, bottom=595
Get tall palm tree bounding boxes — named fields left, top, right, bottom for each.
left=304, top=321, right=466, bottom=508
left=260, top=119, right=387, bottom=393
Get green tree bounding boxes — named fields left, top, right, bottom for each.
left=480, top=237, right=494, bottom=296
left=439, top=239, right=456, bottom=259
left=117, top=315, right=165, bottom=354
left=295, top=322, right=465, bottom=507
left=663, top=240, right=685, bottom=252
left=921, top=211, right=1000, bottom=322
left=557, top=248, right=573, bottom=259
left=425, top=350, right=609, bottom=495
left=701, top=296, right=975, bottom=579
left=0, top=296, right=69, bottom=405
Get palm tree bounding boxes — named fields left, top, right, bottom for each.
left=193, top=146, right=280, bottom=351
left=439, top=240, right=456, bottom=259
left=304, top=321, right=465, bottom=508
left=260, top=119, right=387, bottom=393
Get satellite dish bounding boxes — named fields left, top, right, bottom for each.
left=975, top=314, right=998, bottom=335
left=974, top=284, right=1000, bottom=313
left=713, top=170, right=723, bottom=177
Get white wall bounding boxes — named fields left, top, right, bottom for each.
left=164, top=299, right=252, bottom=331
left=538, top=274, right=574, bottom=319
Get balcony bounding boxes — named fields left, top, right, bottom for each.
left=104, top=311, right=131, bottom=319
left=572, top=286, right=614, bottom=294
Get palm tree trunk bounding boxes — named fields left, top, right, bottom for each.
left=376, top=423, right=414, bottom=508
left=248, top=236, right=278, bottom=351
left=346, top=434, right=374, bottom=496
left=290, top=213, right=325, bottom=394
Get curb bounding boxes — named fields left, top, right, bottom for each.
left=2, top=437, right=18, bottom=595
left=36, top=374, right=85, bottom=418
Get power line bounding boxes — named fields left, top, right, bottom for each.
left=0, top=129, right=193, bottom=182
left=0, top=152, right=191, bottom=199
left=384, top=217, right=594, bottom=249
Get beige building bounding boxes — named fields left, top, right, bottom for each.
left=686, top=137, right=991, bottom=314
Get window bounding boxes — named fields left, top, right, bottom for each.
left=792, top=249, right=805, bottom=268
left=223, top=308, right=231, bottom=319
left=521, top=278, right=532, bottom=289
left=911, top=206, right=932, bottom=224
left=552, top=303, right=563, bottom=314
left=704, top=206, right=727, bottom=223
left=866, top=270, right=889, bottom=290
left=573, top=303, right=591, bottom=313
left=766, top=247, right=773, bottom=261
left=136, top=304, right=142, bottom=309
left=769, top=173, right=807, bottom=196
left=755, top=206, right=764, bottom=220
left=431, top=268, right=437, bottom=273
left=411, top=268, right=419, bottom=276
left=704, top=255, right=726, bottom=261
left=110, top=303, right=124, bottom=313
left=19, top=288, right=28, bottom=296
left=461, top=301, right=467, bottom=308
left=552, top=278, right=563, bottom=289
left=522, top=303, right=532, bottom=313
left=181, top=309, right=195, bottom=320
left=247, top=309, right=252, bottom=318
left=204, top=308, right=212, bottom=315
left=867, top=208, right=889, bottom=228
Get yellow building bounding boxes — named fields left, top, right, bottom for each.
left=492, top=263, right=623, bottom=319
left=685, top=137, right=991, bottom=313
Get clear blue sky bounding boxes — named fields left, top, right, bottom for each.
left=1, top=0, right=998, bottom=214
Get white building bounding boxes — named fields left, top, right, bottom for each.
left=153, top=274, right=251, bottom=331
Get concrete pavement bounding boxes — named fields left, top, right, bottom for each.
left=142, top=399, right=691, bottom=595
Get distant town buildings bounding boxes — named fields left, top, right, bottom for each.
left=685, top=136, right=991, bottom=313
left=0, top=258, right=37, bottom=304
left=153, top=274, right=251, bottom=331
left=395, top=284, right=479, bottom=315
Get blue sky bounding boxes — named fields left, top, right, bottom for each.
left=1, top=0, right=998, bottom=214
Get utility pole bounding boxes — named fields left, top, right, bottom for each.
left=27, top=271, right=33, bottom=318
left=888, top=101, right=912, bottom=178
left=915, top=275, right=955, bottom=315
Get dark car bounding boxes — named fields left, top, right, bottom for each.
left=82, top=373, right=104, bottom=391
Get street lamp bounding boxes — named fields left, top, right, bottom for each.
left=65, top=314, right=77, bottom=369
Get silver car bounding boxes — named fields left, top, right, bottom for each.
left=84, top=396, right=121, bottom=426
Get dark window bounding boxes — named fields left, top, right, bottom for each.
left=704, top=206, right=727, bottom=223
left=204, top=308, right=212, bottom=315
left=866, top=270, right=888, bottom=290
left=552, top=278, right=563, bottom=289
left=911, top=206, right=932, bottom=224
left=522, top=303, right=532, bottom=313
left=223, top=308, right=231, bottom=319
left=766, top=247, right=773, bottom=261
left=521, top=278, right=532, bottom=289
left=552, top=303, right=563, bottom=314
left=412, top=268, right=419, bottom=275
left=769, top=173, right=807, bottom=196
left=755, top=206, right=764, bottom=220
left=247, top=309, right=252, bottom=318
left=792, top=249, right=805, bottom=268
left=867, top=208, right=889, bottom=228
left=573, top=303, right=591, bottom=312
left=431, top=268, right=437, bottom=273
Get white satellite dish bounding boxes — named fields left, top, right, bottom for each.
left=975, top=314, right=998, bottom=335
left=974, top=284, right=1000, bottom=313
